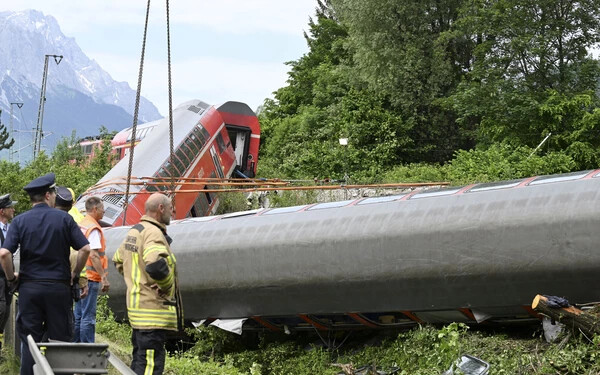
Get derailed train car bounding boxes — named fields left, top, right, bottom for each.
left=103, top=169, right=600, bottom=331
left=76, top=99, right=260, bottom=226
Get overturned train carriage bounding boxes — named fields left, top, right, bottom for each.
left=103, top=170, right=600, bottom=330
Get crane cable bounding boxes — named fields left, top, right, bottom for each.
left=123, top=0, right=151, bottom=224
left=166, top=0, right=176, bottom=207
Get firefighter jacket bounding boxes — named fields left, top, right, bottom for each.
left=112, top=215, right=182, bottom=331
left=79, top=215, right=108, bottom=283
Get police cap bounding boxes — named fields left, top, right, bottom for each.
left=55, top=186, right=74, bottom=207
left=23, top=173, right=56, bottom=195
left=0, top=194, right=17, bottom=209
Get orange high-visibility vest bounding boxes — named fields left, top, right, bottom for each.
left=79, top=215, right=107, bottom=282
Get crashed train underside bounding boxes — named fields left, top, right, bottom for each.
left=102, top=169, right=600, bottom=331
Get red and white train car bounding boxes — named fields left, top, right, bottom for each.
left=76, top=99, right=260, bottom=226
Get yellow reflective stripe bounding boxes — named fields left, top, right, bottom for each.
left=129, top=317, right=178, bottom=325
left=155, top=273, right=173, bottom=290
left=129, top=307, right=175, bottom=313
left=143, top=246, right=167, bottom=260
left=79, top=269, right=86, bottom=278
left=128, top=308, right=178, bottom=327
left=144, top=349, right=154, bottom=375
left=113, top=250, right=122, bottom=263
left=133, top=321, right=178, bottom=329
left=128, top=308, right=176, bottom=316
left=131, top=252, right=140, bottom=309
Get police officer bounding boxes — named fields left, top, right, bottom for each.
left=0, top=193, right=16, bottom=351
left=0, top=173, right=91, bottom=375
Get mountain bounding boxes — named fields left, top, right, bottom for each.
left=0, top=9, right=162, bottom=161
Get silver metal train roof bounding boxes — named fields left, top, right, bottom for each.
left=103, top=170, right=600, bottom=323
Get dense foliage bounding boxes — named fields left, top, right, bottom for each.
left=257, top=0, right=600, bottom=182
left=0, top=129, right=115, bottom=212
left=93, top=299, right=600, bottom=375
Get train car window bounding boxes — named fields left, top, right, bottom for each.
left=171, top=156, right=185, bottom=177
left=263, top=205, right=310, bottom=215
left=193, top=127, right=206, bottom=148
left=178, top=142, right=195, bottom=164
left=357, top=195, right=406, bottom=205
left=528, top=170, right=591, bottom=186
left=307, top=200, right=354, bottom=210
left=153, top=168, right=171, bottom=191
left=175, top=148, right=191, bottom=167
left=162, top=161, right=177, bottom=177
left=410, top=188, right=461, bottom=199
left=216, top=133, right=226, bottom=154
left=157, top=167, right=171, bottom=178
left=200, top=126, right=211, bottom=141
left=189, top=131, right=203, bottom=150
left=468, top=180, right=522, bottom=193
left=594, top=171, right=600, bottom=178
left=184, top=135, right=200, bottom=155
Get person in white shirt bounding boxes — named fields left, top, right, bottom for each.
left=73, top=197, right=109, bottom=343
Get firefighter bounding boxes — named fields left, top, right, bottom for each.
left=0, top=173, right=90, bottom=375
left=113, top=193, right=182, bottom=375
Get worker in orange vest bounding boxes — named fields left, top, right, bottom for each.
left=73, top=196, right=110, bottom=343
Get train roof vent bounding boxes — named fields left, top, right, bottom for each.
left=528, top=170, right=590, bottom=186
left=357, top=194, right=406, bottom=205
left=307, top=200, right=354, bottom=211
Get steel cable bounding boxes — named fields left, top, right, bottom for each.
left=123, top=0, right=151, bottom=225
left=166, top=0, right=176, bottom=207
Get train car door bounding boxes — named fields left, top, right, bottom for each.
left=210, top=145, right=225, bottom=179
left=226, top=126, right=250, bottom=170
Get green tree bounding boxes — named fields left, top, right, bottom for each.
left=259, top=1, right=414, bottom=180
left=446, top=0, right=600, bottom=161
left=0, top=110, right=15, bottom=151
left=334, top=0, right=475, bottom=162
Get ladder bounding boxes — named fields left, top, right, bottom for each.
left=27, top=335, right=135, bottom=375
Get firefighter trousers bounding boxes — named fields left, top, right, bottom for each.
left=130, top=328, right=167, bottom=375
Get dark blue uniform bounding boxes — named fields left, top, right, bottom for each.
left=3, top=202, right=88, bottom=375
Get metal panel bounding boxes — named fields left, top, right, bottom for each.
left=103, top=173, right=600, bottom=322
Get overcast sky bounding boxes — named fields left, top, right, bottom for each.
left=4, top=1, right=318, bottom=115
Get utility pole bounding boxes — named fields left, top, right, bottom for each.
left=9, top=102, right=23, bottom=162
left=33, top=54, right=62, bottom=159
